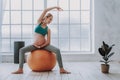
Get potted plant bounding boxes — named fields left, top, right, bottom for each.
left=98, top=41, right=115, bottom=73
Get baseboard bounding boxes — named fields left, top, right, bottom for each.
left=1, top=54, right=28, bottom=63
left=1, top=55, right=13, bottom=63
left=1, top=53, right=118, bottom=63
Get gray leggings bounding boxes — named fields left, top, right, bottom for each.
left=19, top=45, right=63, bottom=68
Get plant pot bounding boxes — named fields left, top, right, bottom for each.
left=101, top=64, right=110, bottom=73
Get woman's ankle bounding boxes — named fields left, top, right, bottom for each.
left=60, top=67, right=64, bottom=70
left=12, top=68, right=23, bottom=74
left=18, top=68, right=23, bottom=72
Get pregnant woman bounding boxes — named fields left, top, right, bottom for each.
left=12, top=6, right=71, bottom=74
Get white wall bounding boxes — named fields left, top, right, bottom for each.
left=0, top=0, right=2, bottom=37
left=62, top=0, right=120, bottom=62
left=0, top=0, right=2, bottom=63
left=95, top=0, right=120, bottom=61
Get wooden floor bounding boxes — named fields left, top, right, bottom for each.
left=0, top=62, right=120, bottom=80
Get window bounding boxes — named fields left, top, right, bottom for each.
left=0, top=0, right=94, bottom=54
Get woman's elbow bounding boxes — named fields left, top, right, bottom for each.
left=47, top=43, right=50, bottom=45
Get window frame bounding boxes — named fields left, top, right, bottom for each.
left=0, top=0, right=94, bottom=54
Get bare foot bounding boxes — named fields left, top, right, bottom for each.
left=12, top=69, right=23, bottom=74
left=60, top=68, right=71, bottom=74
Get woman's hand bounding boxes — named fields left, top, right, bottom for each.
left=45, top=6, right=63, bottom=12
left=33, top=44, right=41, bottom=48
left=56, top=7, right=63, bottom=11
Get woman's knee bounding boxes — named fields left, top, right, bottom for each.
left=54, top=48, right=60, bottom=53
left=19, top=47, right=26, bottom=53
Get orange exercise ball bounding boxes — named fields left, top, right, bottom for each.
left=27, top=50, right=56, bottom=72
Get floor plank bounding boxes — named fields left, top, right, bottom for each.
left=0, top=62, right=120, bottom=80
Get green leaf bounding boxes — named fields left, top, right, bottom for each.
left=103, top=56, right=108, bottom=61
left=107, top=52, right=114, bottom=58
left=106, top=47, right=112, bottom=55
left=103, top=41, right=109, bottom=51
left=106, top=44, right=115, bottom=55
left=98, top=48, right=105, bottom=56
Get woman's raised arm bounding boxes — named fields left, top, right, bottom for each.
left=37, top=6, right=63, bottom=24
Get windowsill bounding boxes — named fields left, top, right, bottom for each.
left=0, top=52, right=96, bottom=62
left=1, top=52, right=95, bottom=56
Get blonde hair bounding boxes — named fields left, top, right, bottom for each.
left=46, top=13, right=53, bottom=18
left=41, top=13, right=53, bottom=24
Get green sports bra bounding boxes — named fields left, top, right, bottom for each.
left=34, top=24, right=48, bottom=36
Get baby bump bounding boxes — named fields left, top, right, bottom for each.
left=34, top=38, right=45, bottom=46
left=33, top=33, right=46, bottom=46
